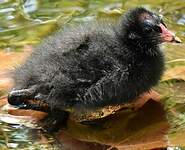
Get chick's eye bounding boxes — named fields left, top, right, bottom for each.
left=143, top=26, right=154, bottom=33
left=143, top=20, right=154, bottom=33
left=154, top=25, right=162, bottom=33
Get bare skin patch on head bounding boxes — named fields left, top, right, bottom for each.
left=138, top=12, right=153, bottom=22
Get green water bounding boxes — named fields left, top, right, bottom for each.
left=0, top=0, right=184, bottom=51
left=0, top=0, right=185, bottom=149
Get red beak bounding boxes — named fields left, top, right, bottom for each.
left=160, top=23, right=182, bottom=43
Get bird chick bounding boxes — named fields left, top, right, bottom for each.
left=8, top=7, right=181, bottom=129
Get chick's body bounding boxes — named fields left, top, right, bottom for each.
left=10, top=8, right=165, bottom=113
left=14, top=23, right=163, bottom=110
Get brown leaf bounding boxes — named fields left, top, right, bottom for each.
left=0, top=49, right=31, bottom=72
left=70, top=90, right=161, bottom=122
left=0, top=97, right=47, bottom=121
left=0, top=97, right=8, bottom=107
left=0, top=71, right=13, bottom=91
left=162, top=66, right=185, bottom=81
left=0, top=48, right=31, bottom=93
left=61, top=100, right=169, bottom=150
left=8, top=107, right=48, bottom=121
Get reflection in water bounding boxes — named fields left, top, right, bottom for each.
left=0, top=121, right=55, bottom=149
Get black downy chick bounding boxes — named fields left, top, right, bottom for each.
left=8, top=7, right=181, bottom=130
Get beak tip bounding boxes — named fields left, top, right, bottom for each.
left=174, top=36, right=182, bottom=43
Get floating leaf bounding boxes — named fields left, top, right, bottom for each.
left=162, top=67, right=185, bottom=81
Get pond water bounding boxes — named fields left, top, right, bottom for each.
left=0, top=0, right=185, bottom=149
left=0, top=0, right=184, bottom=51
